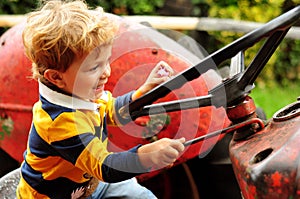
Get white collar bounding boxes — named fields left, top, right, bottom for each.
left=39, top=81, right=101, bottom=111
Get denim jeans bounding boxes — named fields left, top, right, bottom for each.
left=87, top=178, right=157, bottom=199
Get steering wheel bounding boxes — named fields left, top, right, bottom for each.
left=119, top=6, right=300, bottom=120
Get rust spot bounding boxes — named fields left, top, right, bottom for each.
left=151, top=48, right=158, bottom=55
left=271, top=171, right=282, bottom=187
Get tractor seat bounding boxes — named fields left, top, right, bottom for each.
left=0, top=168, right=20, bottom=199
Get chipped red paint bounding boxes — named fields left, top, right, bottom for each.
left=230, top=101, right=300, bottom=199
left=271, top=171, right=282, bottom=187
left=227, top=96, right=256, bottom=120
left=247, top=185, right=257, bottom=199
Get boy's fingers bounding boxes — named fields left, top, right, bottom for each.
left=155, top=61, right=174, bottom=77
left=155, top=60, right=168, bottom=67
left=151, top=76, right=170, bottom=85
left=176, top=137, right=186, bottom=143
left=170, top=137, right=186, bottom=152
left=162, top=63, right=174, bottom=74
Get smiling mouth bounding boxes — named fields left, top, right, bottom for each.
left=95, top=84, right=104, bottom=91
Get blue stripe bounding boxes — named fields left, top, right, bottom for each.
left=114, top=91, right=135, bottom=124
left=21, top=161, right=87, bottom=199
left=29, top=122, right=95, bottom=164
left=29, top=124, right=59, bottom=158
left=40, top=95, right=74, bottom=120
left=95, top=116, right=108, bottom=142
left=95, top=126, right=101, bottom=139
left=21, top=160, right=44, bottom=190
left=102, top=118, right=108, bottom=142
left=102, top=145, right=148, bottom=183
left=51, top=133, right=95, bottom=165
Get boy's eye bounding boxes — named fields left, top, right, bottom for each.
left=90, top=65, right=100, bottom=71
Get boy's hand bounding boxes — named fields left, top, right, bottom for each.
left=132, top=61, right=174, bottom=100
left=137, top=137, right=185, bottom=170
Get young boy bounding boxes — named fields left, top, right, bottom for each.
left=17, top=0, right=185, bottom=198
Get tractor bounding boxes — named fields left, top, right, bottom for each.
left=0, top=6, right=300, bottom=199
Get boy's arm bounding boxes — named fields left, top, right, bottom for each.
left=101, top=145, right=149, bottom=182
left=71, top=131, right=149, bottom=182
left=113, top=91, right=135, bottom=125
left=112, top=61, right=174, bottom=124
left=99, top=91, right=134, bottom=125
left=137, top=137, right=185, bottom=170
left=132, top=61, right=174, bottom=101
left=100, top=138, right=185, bottom=183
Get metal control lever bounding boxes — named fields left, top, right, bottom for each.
left=183, top=118, right=265, bottom=146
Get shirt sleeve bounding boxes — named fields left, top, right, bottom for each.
left=101, top=145, right=150, bottom=182
left=114, top=91, right=135, bottom=125
left=101, top=91, right=135, bottom=126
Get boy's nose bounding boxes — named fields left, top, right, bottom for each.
left=101, top=64, right=111, bottom=79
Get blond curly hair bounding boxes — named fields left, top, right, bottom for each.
left=23, top=0, right=117, bottom=85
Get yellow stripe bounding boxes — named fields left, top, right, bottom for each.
left=33, top=105, right=95, bottom=143
left=17, top=177, right=49, bottom=199
left=75, top=138, right=111, bottom=181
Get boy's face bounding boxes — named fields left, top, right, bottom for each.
left=60, top=44, right=112, bottom=101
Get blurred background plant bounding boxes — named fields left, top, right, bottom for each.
left=0, top=0, right=299, bottom=118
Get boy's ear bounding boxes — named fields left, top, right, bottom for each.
left=43, top=69, right=66, bottom=88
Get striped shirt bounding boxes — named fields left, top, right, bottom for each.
left=17, top=82, right=147, bottom=199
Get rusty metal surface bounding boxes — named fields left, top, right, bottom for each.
left=227, top=96, right=257, bottom=120
left=229, top=101, right=300, bottom=199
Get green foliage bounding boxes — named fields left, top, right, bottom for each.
left=250, top=82, right=300, bottom=119
left=0, top=0, right=37, bottom=14
left=0, top=0, right=37, bottom=34
left=191, top=0, right=300, bottom=86
left=0, top=0, right=163, bottom=34
left=0, top=0, right=163, bottom=15
left=88, top=0, right=164, bottom=15
left=275, top=39, right=300, bottom=86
